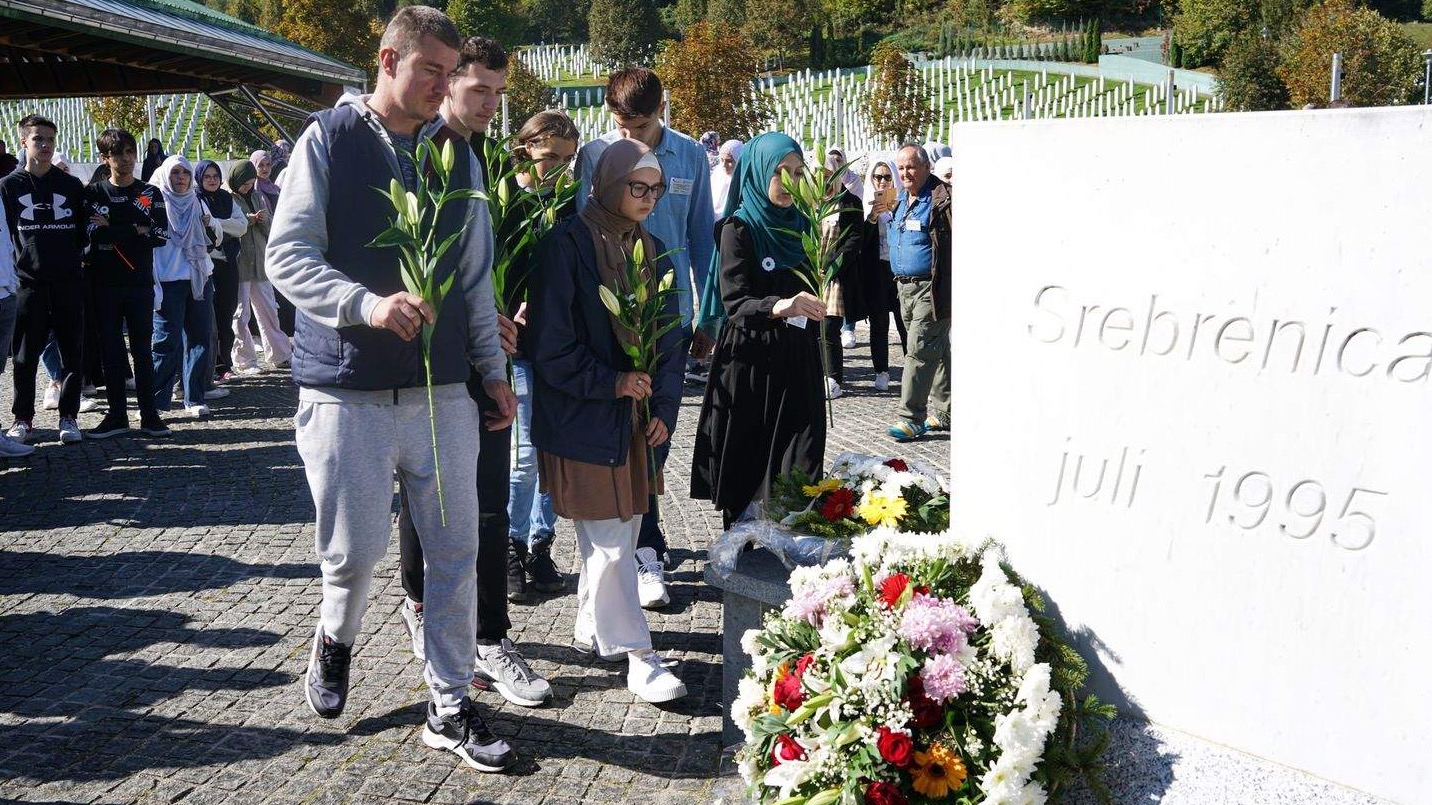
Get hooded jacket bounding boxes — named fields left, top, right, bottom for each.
left=0, top=165, right=87, bottom=283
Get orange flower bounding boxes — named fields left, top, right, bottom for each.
left=769, top=661, right=791, bottom=714
left=910, top=742, right=967, bottom=800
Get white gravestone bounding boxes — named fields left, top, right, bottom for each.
left=950, top=107, right=1432, bottom=805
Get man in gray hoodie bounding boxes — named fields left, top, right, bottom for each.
left=265, top=6, right=518, bottom=773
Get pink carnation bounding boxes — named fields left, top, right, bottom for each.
left=919, top=653, right=968, bottom=702
left=898, top=594, right=979, bottom=656
left=788, top=576, right=857, bottom=626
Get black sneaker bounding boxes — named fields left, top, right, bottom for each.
left=305, top=623, right=351, bottom=719
left=421, top=697, right=515, bottom=772
left=86, top=415, right=131, bottom=440
left=138, top=415, right=171, bottom=437
left=506, top=541, right=529, bottom=604
left=525, top=536, right=565, bottom=593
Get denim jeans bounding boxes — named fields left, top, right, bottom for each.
left=152, top=279, right=213, bottom=410
left=508, top=359, right=557, bottom=547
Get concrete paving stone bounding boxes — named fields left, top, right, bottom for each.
left=0, top=321, right=944, bottom=803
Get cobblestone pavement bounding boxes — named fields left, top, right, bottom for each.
left=0, top=322, right=947, bottom=805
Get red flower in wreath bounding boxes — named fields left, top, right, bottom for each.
left=864, top=780, right=908, bottom=805
left=773, top=666, right=804, bottom=711
left=906, top=674, right=944, bottom=729
left=879, top=573, right=910, bottom=608
left=884, top=459, right=909, bottom=472
left=772, top=733, right=807, bottom=765
left=820, top=487, right=857, bottom=521
left=875, top=726, right=915, bottom=768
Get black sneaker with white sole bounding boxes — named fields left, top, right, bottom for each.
left=305, top=623, right=351, bottom=719
left=422, top=697, right=515, bottom=772
left=138, top=415, right=172, bottom=437
left=86, top=415, right=131, bottom=440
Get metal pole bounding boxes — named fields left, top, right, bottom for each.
left=1423, top=50, right=1431, bottom=105
left=1330, top=52, right=1343, bottom=104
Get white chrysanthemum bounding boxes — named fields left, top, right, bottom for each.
left=738, top=753, right=759, bottom=785
left=740, top=628, right=763, bottom=658
left=992, top=617, right=1039, bottom=674
left=733, top=676, right=765, bottom=740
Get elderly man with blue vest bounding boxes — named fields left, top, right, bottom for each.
left=887, top=143, right=951, bottom=442
left=266, top=6, right=518, bottom=774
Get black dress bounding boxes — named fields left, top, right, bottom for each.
left=691, top=217, right=827, bottom=526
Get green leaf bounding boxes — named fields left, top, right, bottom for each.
left=367, top=226, right=415, bottom=249
left=431, top=230, right=464, bottom=268
left=436, top=271, right=457, bottom=306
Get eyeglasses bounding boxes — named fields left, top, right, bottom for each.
left=627, top=181, right=666, bottom=200
left=871, top=174, right=893, bottom=183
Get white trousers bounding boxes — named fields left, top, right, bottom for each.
left=573, top=516, right=651, bottom=657
left=232, top=280, right=292, bottom=369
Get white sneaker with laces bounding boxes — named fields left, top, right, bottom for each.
left=78, top=398, right=102, bottom=414
left=635, top=547, right=670, bottom=609
left=6, top=421, right=33, bottom=443
left=42, top=383, right=60, bottom=410
left=401, top=598, right=425, bottom=661
left=0, top=435, right=35, bottom=457
left=840, top=329, right=856, bottom=349
left=873, top=371, right=890, bottom=392
left=204, top=387, right=230, bottom=400
left=627, top=649, right=687, bottom=703
left=825, top=377, right=843, bottom=400
left=185, top=404, right=211, bottom=418
left=58, top=418, right=83, bottom=444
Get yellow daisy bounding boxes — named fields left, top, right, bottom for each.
left=802, top=478, right=844, bottom=498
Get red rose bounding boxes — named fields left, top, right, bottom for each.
left=820, top=487, right=857, bottom=521
left=906, top=675, right=944, bottom=729
left=864, top=780, right=908, bottom=805
left=771, top=733, right=806, bottom=765
left=876, top=726, right=915, bottom=768
left=913, top=585, right=931, bottom=598
left=879, top=573, right=910, bottom=608
left=793, top=653, right=816, bottom=679
left=884, top=459, right=909, bottom=472
left=773, top=669, right=805, bottom=711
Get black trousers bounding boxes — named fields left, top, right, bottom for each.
left=12, top=279, right=84, bottom=420
left=81, top=280, right=103, bottom=386
left=95, top=285, right=157, bottom=421
left=397, top=376, right=512, bottom=641
left=822, top=315, right=846, bottom=384
left=211, top=259, right=240, bottom=375
left=869, top=262, right=907, bottom=373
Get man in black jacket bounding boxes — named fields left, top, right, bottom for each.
left=0, top=115, right=88, bottom=445
left=84, top=128, right=170, bottom=439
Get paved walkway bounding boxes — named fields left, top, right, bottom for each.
left=0, top=323, right=947, bottom=805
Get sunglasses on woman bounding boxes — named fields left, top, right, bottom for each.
left=871, top=173, right=892, bottom=183
left=627, top=181, right=667, bottom=200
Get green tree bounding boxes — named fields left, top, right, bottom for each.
left=447, top=0, right=522, bottom=44
left=204, top=105, right=266, bottom=155
left=864, top=41, right=938, bottom=146
left=1365, top=0, right=1421, bottom=21
left=502, top=53, right=558, bottom=132
left=743, top=0, right=813, bottom=66
left=655, top=20, right=773, bottom=139
left=522, top=0, right=589, bottom=42
left=661, top=0, right=706, bottom=32
left=1173, top=0, right=1259, bottom=68
left=1217, top=31, right=1291, bottom=109
left=588, top=0, right=662, bottom=65
left=705, top=0, right=746, bottom=29
left=1278, top=0, right=1422, bottom=106
left=225, top=0, right=282, bottom=27
left=276, top=0, right=383, bottom=74
left=85, top=96, right=148, bottom=135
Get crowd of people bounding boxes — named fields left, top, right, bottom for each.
left=0, top=4, right=952, bottom=774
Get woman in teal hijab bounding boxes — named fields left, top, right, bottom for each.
left=691, top=132, right=829, bottom=528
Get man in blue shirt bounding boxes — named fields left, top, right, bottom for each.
left=886, top=144, right=951, bottom=441
left=575, top=68, right=716, bottom=609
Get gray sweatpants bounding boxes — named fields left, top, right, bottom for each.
left=294, top=383, right=481, bottom=714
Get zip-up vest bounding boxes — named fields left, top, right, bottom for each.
left=291, top=105, right=473, bottom=390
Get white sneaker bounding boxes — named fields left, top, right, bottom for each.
left=42, top=383, right=60, bottom=410
left=873, top=371, right=890, bottom=392
left=81, top=384, right=98, bottom=396
left=825, top=377, right=844, bottom=400
left=204, top=387, right=230, bottom=400
left=627, top=650, right=686, bottom=703
left=401, top=598, right=425, bottom=661
left=185, top=404, right=211, bottom=418
left=234, top=365, right=263, bottom=377
left=58, top=418, right=83, bottom=444
left=0, top=435, right=35, bottom=458
left=78, top=397, right=103, bottom=414
left=6, top=420, right=33, bottom=443
left=635, top=547, right=670, bottom=609
left=840, top=329, right=856, bottom=349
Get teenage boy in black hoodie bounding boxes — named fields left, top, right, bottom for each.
left=0, top=115, right=88, bottom=445
left=84, top=129, right=170, bottom=439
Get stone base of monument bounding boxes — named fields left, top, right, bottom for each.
left=706, top=549, right=1394, bottom=804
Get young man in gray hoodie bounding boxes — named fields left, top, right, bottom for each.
left=265, top=6, right=518, bottom=773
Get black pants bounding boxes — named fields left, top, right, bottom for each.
left=95, top=285, right=157, bottom=421
left=822, top=315, right=846, bottom=383
left=869, top=264, right=906, bottom=373
left=275, top=290, right=296, bottom=338
left=12, top=279, right=84, bottom=421
left=81, top=280, right=104, bottom=386
left=398, top=376, right=513, bottom=641
left=211, top=259, right=239, bottom=375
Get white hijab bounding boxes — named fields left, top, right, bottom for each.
left=711, top=139, right=743, bottom=217
left=150, top=155, right=212, bottom=299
